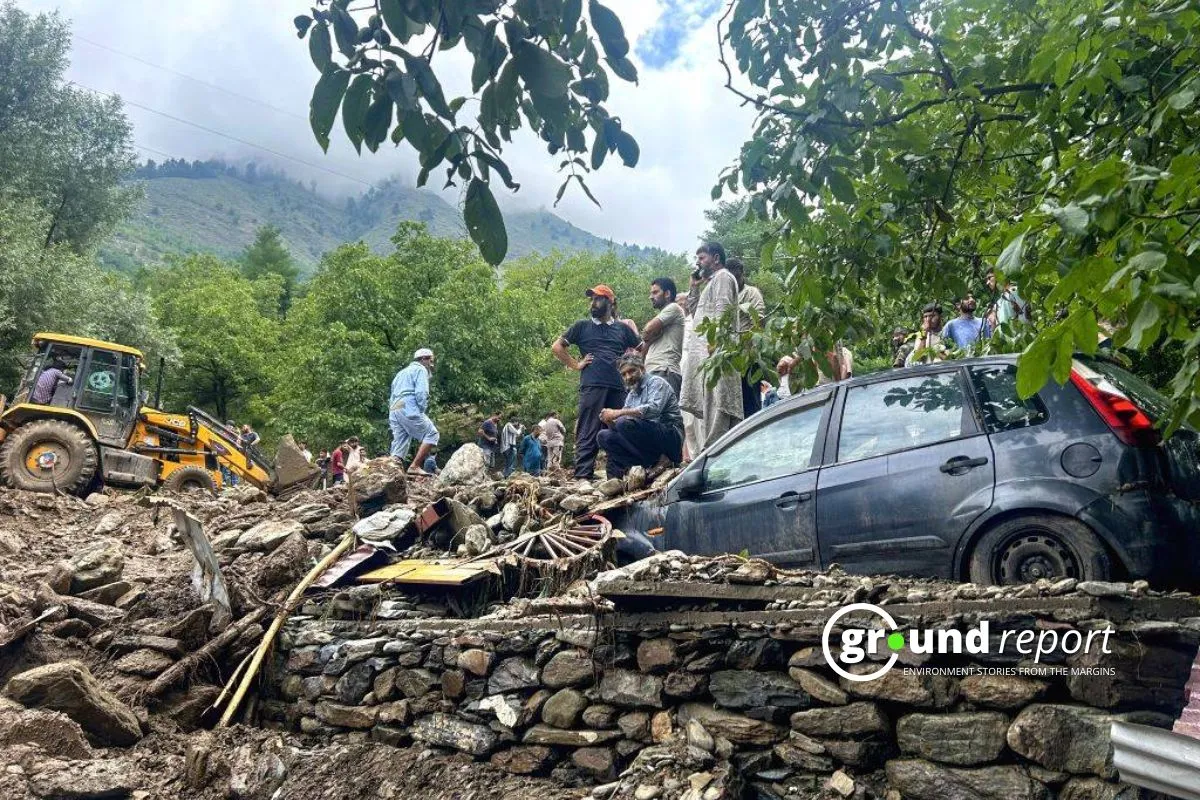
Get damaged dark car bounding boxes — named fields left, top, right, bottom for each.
left=616, top=356, right=1200, bottom=588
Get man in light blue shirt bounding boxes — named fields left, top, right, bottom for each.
left=942, top=294, right=992, bottom=352
left=389, top=348, right=439, bottom=474
left=598, top=353, right=684, bottom=479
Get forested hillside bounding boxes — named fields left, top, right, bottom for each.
left=97, top=160, right=662, bottom=272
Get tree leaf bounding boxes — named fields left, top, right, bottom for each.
left=591, top=125, right=608, bottom=170
left=1127, top=250, right=1167, bottom=272
left=606, top=56, right=638, bottom=84
left=294, top=15, right=313, bottom=38
left=310, top=67, right=351, bottom=152
left=1127, top=299, right=1162, bottom=349
left=309, top=24, right=332, bottom=72
left=588, top=0, right=629, bottom=60
left=614, top=129, right=639, bottom=167
left=386, top=68, right=419, bottom=110
left=1169, top=88, right=1195, bottom=110
left=562, top=0, right=583, bottom=34
left=363, top=94, right=394, bottom=153
left=1016, top=336, right=1055, bottom=398
left=995, top=231, right=1026, bottom=275
left=464, top=178, right=507, bottom=265
left=826, top=171, right=857, bottom=204
left=379, top=0, right=423, bottom=43
left=512, top=40, right=572, bottom=97
left=341, top=74, right=373, bottom=154
left=331, top=4, right=359, bottom=58
left=405, top=55, right=455, bottom=119
left=1051, top=203, right=1088, bottom=236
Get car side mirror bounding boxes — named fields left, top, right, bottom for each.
left=675, top=460, right=706, bottom=499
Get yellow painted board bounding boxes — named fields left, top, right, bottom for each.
left=357, top=559, right=492, bottom=586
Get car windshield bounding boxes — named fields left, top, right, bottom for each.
left=1077, top=356, right=1174, bottom=425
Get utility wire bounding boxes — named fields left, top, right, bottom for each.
left=74, top=35, right=308, bottom=122
left=72, top=82, right=373, bottom=187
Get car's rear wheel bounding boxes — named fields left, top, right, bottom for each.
left=968, top=514, right=1111, bottom=586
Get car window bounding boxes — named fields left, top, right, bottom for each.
left=969, top=365, right=1048, bottom=432
left=704, top=401, right=826, bottom=490
left=837, top=372, right=968, bottom=462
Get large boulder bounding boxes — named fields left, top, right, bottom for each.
left=885, top=760, right=1049, bottom=800
left=0, top=705, right=92, bottom=760
left=3, top=662, right=141, bottom=746
left=896, top=712, right=1010, bottom=766
left=236, top=519, right=305, bottom=552
left=437, top=444, right=490, bottom=487
left=599, top=669, right=664, bottom=708
left=68, top=539, right=124, bottom=594
left=351, top=508, right=416, bottom=543
left=1006, top=705, right=1119, bottom=778
left=351, top=457, right=408, bottom=513
left=412, top=713, right=498, bottom=756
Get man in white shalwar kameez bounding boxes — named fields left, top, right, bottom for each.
left=679, top=241, right=743, bottom=452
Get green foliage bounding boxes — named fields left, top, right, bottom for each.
left=0, top=2, right=140, bottom=252
left=716, top=0, right=1200, bottom=429
left=141, top=255, right=280, bottom=422
left=241, top=225, right=301, bottom=315
left=0, top=196, right=177, bottom=391
left=296, top=0, right=641, bottom=264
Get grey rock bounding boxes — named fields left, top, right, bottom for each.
left=112, top=648, right=173, bottom=677
left=637, top=639, right=680, bottom=673
left=790, top=702, right=888, bottom=737
left=839, top=667, right=958, bottom=707
left=960, top=674, right=1050, bottom=710
left=677, top=703, right=785, bottom=746
left=499, top=502, right=525, bottom=532
left=351, top=508, right=416, bottom=543
left=542, top=650, right=594, bottom=688
left=788, top=668, right=848, bottom=705
left=412, top=713, right=499, bottom=755
left=3, top=662, right=141, bottom=747
left=542, top=689, right=588, bottom=729
left=885, top=759, right=1049, bottom=800
left=897, top=712, right=1009, bottom=765
left=599, top=669, right=663, bottom=708
left=393, top=668, right=439, bottom=699
left=334, top=662, right=375, bottom=705
left=27, top=758, right=142, bottom=800
left=522, top=724, right=623, bottom=747
left=463, top=525, right=493, bottom=557
left=598, top=478, right=624, bottom=497
left=489, top=745, right=555, bottom=775
left=1077, top=581, right=1128, bottom=598
left=237, top=519, right=305, bottom=552
left=315, top=701, right=377, bottom=729
left=1006, top=704, right=1118, bottom=778
left=437, top=444, right=490, bottom=487
left=582, top=704, right=619, bottom=728
left=488, top=657, right=539, bottom=694
left=709, top=670, right=811, bottom=712
left=68, top=539, right=124, bottom=593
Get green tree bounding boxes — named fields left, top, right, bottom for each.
left=241, top=224, right=301, bottom=314
left=142, top=255, right=278, bottom=422
left=295, top=0, right=642, bottom=264
left=0, top=196, right=177, bottom=390
left=0, top=2, right=139, bottom=252
left=711, top=0, right=1200, bottom=429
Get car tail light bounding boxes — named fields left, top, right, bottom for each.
left=1070, top=369, right=1160, bottom=447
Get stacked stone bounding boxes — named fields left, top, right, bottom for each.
left=271, top=593, right=1200, bottom=800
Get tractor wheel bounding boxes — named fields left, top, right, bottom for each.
left=0, top=419, right=98, bottom=494
left=162, top=465, right=217, bottom=495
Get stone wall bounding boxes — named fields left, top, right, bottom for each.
left=267, top=594, right=1200, bottom=800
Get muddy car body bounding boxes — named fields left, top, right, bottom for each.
left=618, top=356, right=1200, bottom=587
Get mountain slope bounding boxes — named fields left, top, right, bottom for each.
left=97, top=163, right=661, bottom=272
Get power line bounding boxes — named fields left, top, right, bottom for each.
left=132, top=142, right=175, bottom=160
left=72, top=82, right=373, bottom=187
left=74, top=35, right=308, bottom=122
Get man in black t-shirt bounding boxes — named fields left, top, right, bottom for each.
left=552, top=284, right=641, bottom=479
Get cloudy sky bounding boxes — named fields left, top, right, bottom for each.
left=22, top=0, right=755, bottom=252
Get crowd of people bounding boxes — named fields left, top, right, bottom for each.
left=373, top=245, right=1036, bottom=482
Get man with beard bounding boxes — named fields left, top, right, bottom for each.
left=552, top=285, right=641, bottom=479
left=942, top=294, right=992, bottom=352
left=680, top=241, right=743, bottom=451
left=598, top=353, right=684, bottom=479
left=642, top=276, right=685, bottom=396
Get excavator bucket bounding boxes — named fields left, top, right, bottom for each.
left=272, top=434, right=320, bottom=497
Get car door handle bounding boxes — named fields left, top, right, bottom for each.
left=776, top=491, right=813, bottom=508
left=940, top=455, right=989, bottom=474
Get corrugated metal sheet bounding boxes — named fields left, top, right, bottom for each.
left=1112, top=721, right=1200, bottom=800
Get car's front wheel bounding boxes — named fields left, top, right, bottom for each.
left=968, top=514, right=1111, bottom=586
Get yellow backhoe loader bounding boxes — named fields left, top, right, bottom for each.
left=0, top=333, right=318, bottom=496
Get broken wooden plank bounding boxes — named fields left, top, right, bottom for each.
left=356, top=559, right=493, bottom=587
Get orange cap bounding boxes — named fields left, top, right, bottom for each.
left=585, top=285, right=615, bottom=301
